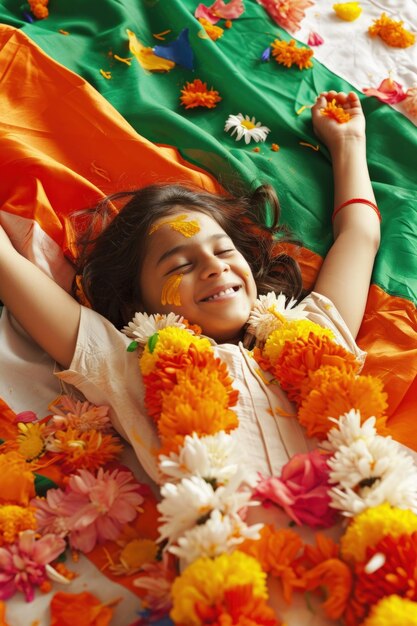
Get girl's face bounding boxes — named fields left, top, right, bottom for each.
left=139, top=210, right=257, bottom=343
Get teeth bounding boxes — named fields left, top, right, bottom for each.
left=206, top=287, right=236, bottom=301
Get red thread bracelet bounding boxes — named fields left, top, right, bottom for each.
left=332, top=198, right=381, bottom=222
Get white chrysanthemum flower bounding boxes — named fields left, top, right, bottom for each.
left=158, top=476, right=253, bottom=543
left=158, top=432, right=257, bottom=487
left=321, top=409, right=377, bottom=453
left=121, top=312, right=189, bottom=344
left=224, top=113, right=270, bottom=144
left=246, top=291, right=307, bottom=343
left=168, top=509, right=263, bottom=565
left=328, top=435, right=417, bottom=516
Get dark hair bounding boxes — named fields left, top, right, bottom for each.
left=72, top=182, right=303, bottom=329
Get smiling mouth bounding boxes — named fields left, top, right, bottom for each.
left=201, top=286, right=241, bottom=302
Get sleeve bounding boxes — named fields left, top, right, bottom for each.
left=301, top=291, right=367, bottom=368
left=54, top=306, right=160, bottom=482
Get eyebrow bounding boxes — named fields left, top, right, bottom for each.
left=156, top=233, right=231, bottom=266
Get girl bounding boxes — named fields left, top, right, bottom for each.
left=0, top=91, right=381, bottom=621
left=0, top=90, right=379, bottom=475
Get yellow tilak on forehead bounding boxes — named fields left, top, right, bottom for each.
left=149, top=214, right=201, bottom=238
left=161, top=273, right=183, bottom=306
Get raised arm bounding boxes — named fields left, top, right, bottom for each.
left=0, top=225, right=80, bottom=368
left=311, top=91, right=380, bottom=338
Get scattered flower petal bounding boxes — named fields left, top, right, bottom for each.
left=363, top=76, right=407, bottom=104
left=261, top=46, right=271, bottom=61
left=308, top=31, right=324, bottom=46
left=257, top=0, right=314, bottom=33
left=333, top=2, right=362, bottom=22
left=271, top=38, right=314, bottom=70
left=154, top=28, right=194, bottom=70
left=404, top=86, right=417, bottom=116
left=127, top=29, right=175, bottom=72
left=321, top=98, right=352, bottom=123
left=195, top=0, right=244, bottom=25
left=198, top=17, right=224, bottom=40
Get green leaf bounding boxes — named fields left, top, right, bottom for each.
left=127, top=340, right=139, bottom=352
left=147, top=333, right=159, bottom=353
left=34, top=473, right=59, bottom=497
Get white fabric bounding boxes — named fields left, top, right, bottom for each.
left=297, top=0, right=417, bottom=126
left=55, top=292, right=365, bottom=484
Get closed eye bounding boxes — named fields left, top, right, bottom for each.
left=216, top=248, right=235, bottom=256
left=166, top=261, right=192, bottom=275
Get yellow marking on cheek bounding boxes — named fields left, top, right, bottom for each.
left=149, top=215, right=201, bottom=237
left=161, top=273, right=183, bottom=306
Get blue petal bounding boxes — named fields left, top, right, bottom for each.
left=154, top=28, right=194, bottom=70
left=261, top=46, right=271, bottom=62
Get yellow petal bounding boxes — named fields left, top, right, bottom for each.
left=333, top=2, right=362, bottom=21
left=126, top=29, right=175, bottom=72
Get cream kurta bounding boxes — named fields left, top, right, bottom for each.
left=56, top=291, right=366, bottom=484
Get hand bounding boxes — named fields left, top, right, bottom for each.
left=312, top=91, right=366, bottom=154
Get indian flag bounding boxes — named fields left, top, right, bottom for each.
left=0, top=0, right=416, bottom=448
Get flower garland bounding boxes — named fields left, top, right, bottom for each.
left=125, top=293, right=417, bottom=625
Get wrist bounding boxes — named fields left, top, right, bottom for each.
left=329, top=135, right=366, bottom=158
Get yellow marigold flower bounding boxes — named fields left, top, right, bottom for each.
left=298, top=366, right=388, bottom=439
left=361, top=595, right=417, bottom=626
left=271, top=39, right=314, bottom=70
left=321, top=99, right=351, bottom=124
left=262, top=320, right=334, bottom=366
left=0, top=505, right=37, bottom=545
left=158, top=364, right=238, bottom=452
left=50, top=427, right=123, bottom=472
left=198, top=18, right=224, bottom=41
left=0, top=451, right=35, bottom=506
left=171, top=551, right=268, bottom=624
left=340, top=503, right=417, bottom=563
left=368, top=13, right=415, bottom=48
left=140, top=327, right=212, bottom=376
left=333, top=2, right=362, bottom=22
left=180, top=79, right=222, bottom=109
left=16, top=421, right=46, bottom=461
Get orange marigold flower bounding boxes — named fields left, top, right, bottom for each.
left=144, top=344, right=238, bottom=421
left=273, top=334, right=360, bottom=404
left=0, top=505, right=37, bottom=545
left=140, top=327, right=212, bottom=376
left=195, top=584, right=280, bottom=625
left=198, top=17, right=224, bottom=41
left=271, top=38, right=314, bottom=70
left=29, top=0, right=49, bottom=19
left=48, top=428, right=123, bottom=472
left=240, top=524, right=304, bottom=603
left=180, top=78, right=222, bottom=109
left=158, top=365, right=239, bottom=453
left=345, top=532, right=417, bottom=626
left=302, top=558, right=352, bottom=620
left=0, top=451, right=35, bottom=506
left=50, top=591, right=115, bottom=626
left=368, top=13, right=415, bottom=48
left=321, top=98, right=352, bottom=124
left=298, top=366, right=388, bottom=440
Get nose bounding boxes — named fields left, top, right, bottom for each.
left=199, top=253, right=229, bottom=279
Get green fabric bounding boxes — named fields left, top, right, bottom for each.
left=1, top=0, right=416, bottom=302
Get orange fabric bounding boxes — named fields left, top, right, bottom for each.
left=0, top=398, right=18, bottom=441
left=0, top=25, right=221, bottom=262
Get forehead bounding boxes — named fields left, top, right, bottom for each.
left=147, top=210, right=227, bottom=248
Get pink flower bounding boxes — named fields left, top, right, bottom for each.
left=308, top=30, right=324, bottom=46
left=363, top=77, right=407, bottom=104
left=32, top=488, right=70, bottom=538
left=48, top=395, right=111, bottom=432
left=0, top=530, right=65, bottom=602
left=195, top=0, right=244, bottom=24
left=64, top=468, right=144, bottom=552
left=133, top=554, right=176, bottom=617
left=254, top=450, right=338, bottom=528
left=15, top=411, right=38, bottom=423
left=257, top=0, right=314, bottom=33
